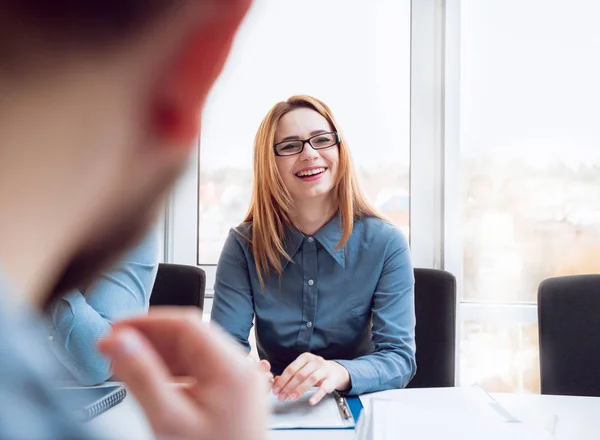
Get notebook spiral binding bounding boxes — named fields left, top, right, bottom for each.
left=80, top=387, right=127, bottom=421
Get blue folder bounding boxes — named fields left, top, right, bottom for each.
left=346, top=396, right=364, bottom=424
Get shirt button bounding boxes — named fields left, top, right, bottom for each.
left=306, top=321, right=313, bottom=328
left=308, top=279, right=314, bottom=286
left=48, top=335, right=54, bottom=342
left=307, top=237, right=314, bottom=243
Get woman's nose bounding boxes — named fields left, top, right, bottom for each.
left=299, top=141, right=319, bottom=161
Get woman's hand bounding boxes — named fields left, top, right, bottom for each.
left=272, top=353, right=350, bottom=405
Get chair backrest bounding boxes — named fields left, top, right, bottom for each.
left=406, top=268, right=457, bottom=388
left=150, top=263, right=206, bottom=309
left=538, top=275, right=600, bottom=396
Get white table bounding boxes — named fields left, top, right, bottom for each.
left=89, top=386, right=600, bottom=439
left=494, top=393, right=600, bottom=440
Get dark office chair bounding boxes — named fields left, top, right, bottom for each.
left=406, top=268, right=457, bottom=388
left=538, top=275, right=600, bottom=396
left=150, top=263, right=206, bottom=309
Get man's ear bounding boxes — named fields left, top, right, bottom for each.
left=153, top=0, right=252, bottom=146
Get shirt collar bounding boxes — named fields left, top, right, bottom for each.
left=282, top=213, right=346, bottom=270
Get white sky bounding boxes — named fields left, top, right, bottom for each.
left=200, top=0, right=600, bottom=171
left=200, top=0, right=411, bottom=171
left=461, top=0, right=600, bottom=164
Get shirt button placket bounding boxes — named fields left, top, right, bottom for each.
left=305, top=278, right=315, bottom=333
left=300, top=236, right=318, bottom=349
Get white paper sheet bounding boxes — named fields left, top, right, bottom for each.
left=354, top=389, right=556, bottom=440
left=359, top=385, right=512, bottom=423
left=372, top=399, right=554, bottom=440
left=268, top=388, right=355, bottom=430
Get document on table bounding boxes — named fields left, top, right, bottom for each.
left=268, top=388, right=356, bottom=430
left=358, top=385, right=515, bottom=423
left=354, top=387, right=555, bottom=440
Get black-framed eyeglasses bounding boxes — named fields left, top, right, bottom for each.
left=273, top=131, right=339, bottom=157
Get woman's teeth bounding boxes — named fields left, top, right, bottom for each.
left=296, top=167, right=326, bottom=177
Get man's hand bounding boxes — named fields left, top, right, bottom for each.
left=98, top=308, right=267, bottom=440
left=272, top=353, right=351, bottom=406
left=257, top=359, right=274, bottom=392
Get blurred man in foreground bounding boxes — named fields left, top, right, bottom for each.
left=0, top=1, right=265, bottom=439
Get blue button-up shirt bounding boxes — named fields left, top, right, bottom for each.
left=0, top=272, right=92, bottom=439
left=211, top=215, right=416, bottom=395
left=48, top=230, right=159, bottom=386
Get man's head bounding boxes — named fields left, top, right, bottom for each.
left=0, top=0, right=251, bottom=304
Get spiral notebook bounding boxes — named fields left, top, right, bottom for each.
left=55, top=385, right=127, bottom=422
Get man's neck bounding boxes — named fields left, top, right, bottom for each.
left=290, top=195, right=338, bottom=236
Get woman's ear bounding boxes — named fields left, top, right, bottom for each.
left=152, top=0, right=251, bottom=146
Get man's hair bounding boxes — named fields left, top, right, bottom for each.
left=0, top=1, right=180, bottom=67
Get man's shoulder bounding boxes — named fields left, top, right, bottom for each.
left=121, top=227, right=161, bottom=265
left=0, top=363, right=90, bottom=439
left=0, top=283, right=92, bottom=439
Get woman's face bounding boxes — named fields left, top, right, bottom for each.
left=273, top=108, right=339, bottom=202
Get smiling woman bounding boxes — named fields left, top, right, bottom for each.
left=244, top=95, right=379, bottom=288
left=211, top=95, right=417, bottom=406
left=194, top=0, right=412, bottom=266
left=274, top=109, right=339, bottom=210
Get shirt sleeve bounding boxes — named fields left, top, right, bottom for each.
left=49, top=230, right=159, bottom=386
left=334, top=228, right=417, bottom=395
left=210, top=229, right=255, bottom=352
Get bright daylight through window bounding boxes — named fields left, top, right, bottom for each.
left=459, top=0, right=600, bottom=393
left=197, top=0, right=411, bottom=265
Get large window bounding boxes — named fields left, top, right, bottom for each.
left=459, top=0, right=600, bottom=392
left=197, top=0, right=411, bottom=266
left=167, top=1, right=600, bottom=390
